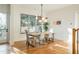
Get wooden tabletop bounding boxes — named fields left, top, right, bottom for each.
left=29, top=32, right=54, bottom=36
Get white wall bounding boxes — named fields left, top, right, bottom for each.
left=47, top=5, right=79, bottom=41
left=0, top=4, right=10, bottom=13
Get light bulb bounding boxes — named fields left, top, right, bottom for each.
left=44, top=19, right=47, bottom=22
left=42, top=17, right=45, bottom=20
left=39, top=20, right=42, bottom=23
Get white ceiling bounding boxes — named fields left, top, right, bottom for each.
left=18, top=4, right=72, bottom=14
left=42, top=4, right=72, bottom=13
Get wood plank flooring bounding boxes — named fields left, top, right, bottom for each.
left=12, top=39, right=69, bottom=54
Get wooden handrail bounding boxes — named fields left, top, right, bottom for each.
left=72, top=28, right=79, bottom=54
left=72, top=28, right=76, bottom=54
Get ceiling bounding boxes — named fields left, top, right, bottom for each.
left=18, top=4, right=72, bottom=14
left=42, top=4, right=72, bottom=13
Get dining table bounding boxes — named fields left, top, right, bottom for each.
left=28, top=32, right=55, bottom=42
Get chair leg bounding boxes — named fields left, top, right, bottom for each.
left=26, top=41, right=29, bottom=48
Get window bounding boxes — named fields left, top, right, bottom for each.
left=20, top=14, right=38, bottom=33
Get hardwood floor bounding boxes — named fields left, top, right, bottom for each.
left=12, top=39, right=69, bottom=54
left=0, top=41, right=79, bottom=54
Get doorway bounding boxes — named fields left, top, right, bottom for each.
left=0, top=13, right=8, bottom=44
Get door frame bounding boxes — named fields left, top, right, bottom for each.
left=0, top=13, right=10, bottom=44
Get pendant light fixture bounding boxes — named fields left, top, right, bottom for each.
left=38, top=4, right=48, bottom=23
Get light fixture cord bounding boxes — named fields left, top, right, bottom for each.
left=41, top=4, right=43, bottom=17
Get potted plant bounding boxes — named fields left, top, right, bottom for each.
left=43, top=22, right=49, bottom=32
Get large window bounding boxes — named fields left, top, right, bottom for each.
left=20, top=14, right=41, bottom=33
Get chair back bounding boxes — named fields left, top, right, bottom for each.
left=25, top=30, right=29, bottom=41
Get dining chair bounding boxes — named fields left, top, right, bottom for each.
left=44, top=34, right=49, bottom=42
left=34, top=34, right=41, bottom=47
left=49, top=33, right=54, bottom=42
left=40, top=33, right=47, bottom=44
left=25, top=30, right=35, bottom=48
left=25, top=30, right=42, bottom=48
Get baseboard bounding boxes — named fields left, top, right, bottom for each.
left=0, top=40, right=8, bottom=44
left=0, top=42, right=9, bottom=45
left=54, top=38, right=68, bottom=42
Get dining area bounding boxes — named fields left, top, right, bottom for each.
left=20, top=12, right=55, bottom=49
left=0, top=4, right=78, bottom=54
left=25, top=29, right=55, bottom=49
left=11, top=4, right=69, bottom=54
left=12, top=21, right=68, bottom=54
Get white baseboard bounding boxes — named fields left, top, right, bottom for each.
left=0, top=40, right=8, bottom=44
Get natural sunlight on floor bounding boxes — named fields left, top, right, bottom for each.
left=0, top=44, right=9, bottom=54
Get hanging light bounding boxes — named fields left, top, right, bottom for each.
left=38, top=4, right=48, bottom=22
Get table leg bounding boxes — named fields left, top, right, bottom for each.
left=52, top=33, right=54, bottom=42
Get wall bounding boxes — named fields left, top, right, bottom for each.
left=47, top=5, right=79, bottom=41
left=0, top=4, right=10, bottom=13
